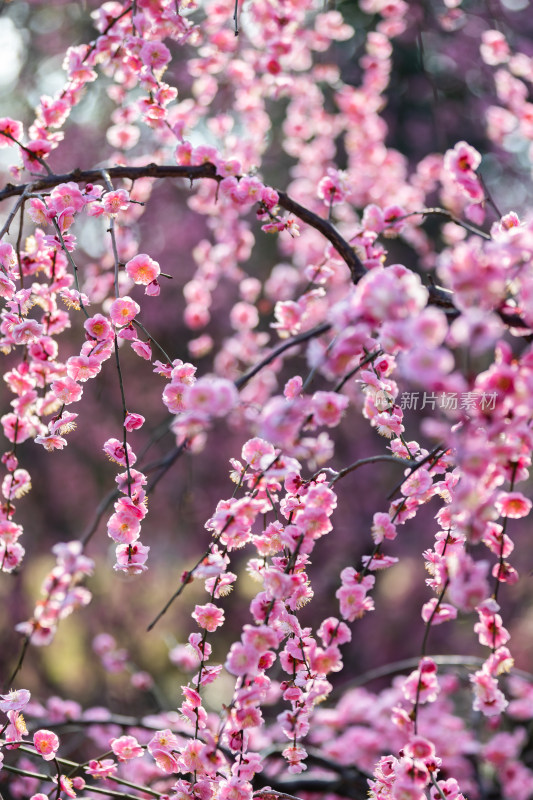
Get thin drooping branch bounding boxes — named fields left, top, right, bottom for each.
left=0, top=186, right=31, bottom=240
left=327, top=454, right=414, bottom=486
left=235, top=322, right=332, bottom=389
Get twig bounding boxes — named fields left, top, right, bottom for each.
left=325, top=455, right=412, bottom=486
left=235, top=322, right=331, bottom=389
left=0, top=187, right=31, bottom=240
left=3, top=634, right=30, bottom=690
left=50, top=217, right=89, bottom=318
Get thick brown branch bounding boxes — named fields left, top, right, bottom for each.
left=276, top=190, right=366, bottom=281
left=0, top=164, right=366, bottom=282
left=2, top=165, right=529, bottom=329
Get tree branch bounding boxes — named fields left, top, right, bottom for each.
left=0, top=164, right=366, bottom=282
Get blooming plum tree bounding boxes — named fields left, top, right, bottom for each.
left=1, top=1, right=533, bottom=800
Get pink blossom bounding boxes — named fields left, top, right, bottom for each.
left=371, top=512, right=397, bottom=544
left=147, top=728, right=181, bottom=755
left=474, top=603, right=510, bottom=649
left=447, top=552, right=490, bottom=612
left=0, top=688, right=31, bottom=712
left=151, top=748, right=180, bottom=773
left=225, top=641, right=260, bottom=676
left=140, top=40, right=171, bottom=71
left=107, top=123, right=140, bottom=150
left=282, top=745, right=307, bottom=774
left=2, top=413, right=33, bottom=444
left=402, top=657, right=440, bottom=704
left=0, top=117, right=23, bottom=146
left=84, top=313, right=113, bottom=341
left=109, top=296, right=140, bottom=326
left=33, top=729, right=59, bottom=760
left=107, top=512, right=141, bottom=544
left=184, top=377, right=238, bottom=418
left=126, top=253, right=161, bottom=285
left=230, top=301, right=259, bottom=331
left=130, top=670, right=153, bottom=690
left=336, top=569, right=375, bottom=621
left=114, top=542, right=150, bottom=573
left=480, top=30, right=509, bottom=65
left=218, top=778, right=253, bottom=800
left=495, top=491, right=532, bottom=519
left=51, top=376, right=83, bottom=404
left=85, top=759, right=118, bottom=779
left=312, top=391, right=349, bottom=427
left=67, top=354, right=102, bottom=382
left=471, top=670, right=508, bottom=716
left=130, top=339, right=152, bottom=359
left=4, top=709, right=28, bottom=743
left=421, top=598, right=457, bottom=625
left=110, top=735, right=144, bottom=760
left=317, top=168, right=349, bottom=206
left=54, top=775, right=77, bottom=798
left=28, top=198, right=54, bottom=226
left=102, top=189, right=130, bottom=215
left=34, top=434, right=68, bottom=451
left=124, top=412, right=145, bottom=431
left=50, top=182, right=85, bottom=213
left=192, top=602, right=225, bottom=632
left=103, top=438, right=137, bottom=467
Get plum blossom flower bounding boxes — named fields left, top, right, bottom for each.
left=312, top=391, right=349, bottom=427
left=51, top=376, right=83, bottom=404
left=371, top=512, right=397, bottom=544
left=85, top=759, right=117, bottom=779
left=317, top=168, right=349, bottom=206
left=480, top=30, right=509, bottom=65
left=140, top=40, right=171, bottom=71
left=33, top=729, right=59, bottom=760
left=192, top=603, right=225, bottom=632
left=102, top=189, right=130, bottom=215
left=34, top=434, right=68, bottom=451
left=125, top=253, right=161, bottom=285
left=421, top=598, right=457, bottom=625
left=336, top=568, right=375, bottom=621
left=444, top=141, right=484, bottom=201
left=130, top=339, right=152, bottom=359
left=103, top=438, right=137, bottom=467
left=0, top=688, right=31, bottom=712
left=110, top=735, right=144, bottom=760
left=471, top=670, right=508, bottom=716
left=53, top=775, right=76, bottom=798
left=124, top=412, right=145, bottom=431
left=495, top=491, right=532, bottom=519
left=114, top=542, right=150, bottom=574
left=85, top=314, right=113, bottom=341
left=402, top=657, right=440, bottom=704
left=0, top=117, right=23, bottom=146
left=225, top=641, right=260, bottom=676
left=109, top=296, right=140, bottom=326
